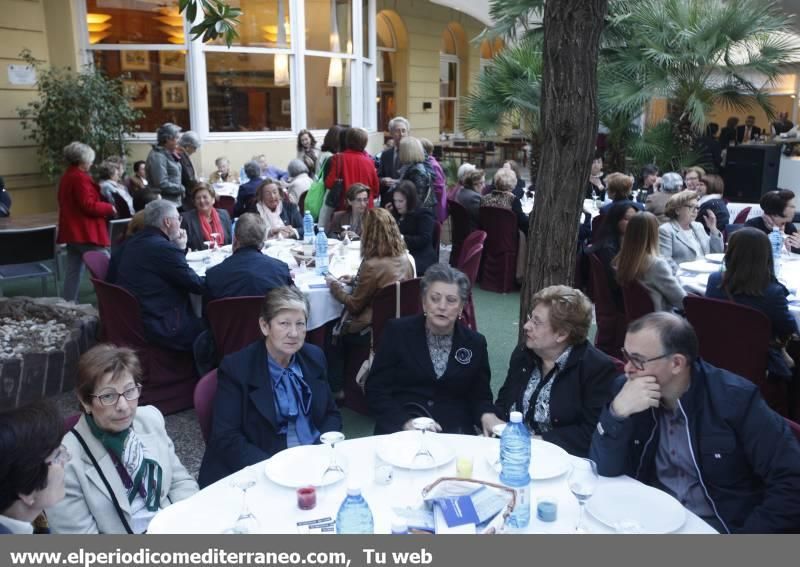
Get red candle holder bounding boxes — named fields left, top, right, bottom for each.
left=297, top=486, right=317, bottom=510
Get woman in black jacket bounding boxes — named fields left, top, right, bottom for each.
left=494, top=285, right=618, bottom=457
left=392, top=180, right=437, bottom=277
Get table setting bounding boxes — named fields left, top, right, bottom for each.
left=147, top=432, right=715, bottom=535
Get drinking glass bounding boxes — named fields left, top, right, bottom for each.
left=224, top=472, right=259, bottom=534
left=567, top=458, right=598, bottom=533
left=210, top=233, right=221, bottom=251
left=411, top=417, right=436, bottom=468
left=319, top=431, right=346, bottom=484
left=202, top=241, right=213, bottom=265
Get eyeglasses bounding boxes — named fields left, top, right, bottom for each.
left=47, top=444, right=71, bottom=466
left=621, top=348, right=672, bottom=371
left=90, top=385, right=143, bottom=406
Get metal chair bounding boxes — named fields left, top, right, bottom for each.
left=0, top=225, right=59, bottom=296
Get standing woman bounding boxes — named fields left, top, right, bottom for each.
left=393, top=180, right=437, bottom=277
left=47, top=345, right=198, bottom=533
left=616, top=211, right=686, bottom=312
left=323, top=128, right=379, bottom=220
left=296, top=129, right=320, bottom=175
left=199, top=287, right=342, bottom=487
left=177, top=131, right=201, bottom=209
left=366, top=264, right=497, bottom=435
left=180, top=183, right=232, bottom=251
left=58, top=142, right=116, bottom=302
left=146, top=123, right=184, bottom=206
left=397, top=137, right=435, bottom=209
left=493, top=285, right=618, bottom=457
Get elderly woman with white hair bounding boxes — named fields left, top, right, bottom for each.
left=177, top=131, right=201, bottom=209
left=209, top=156, right=239, bottom=185
left=645, top=171, right=683, bottom=224
left=446, top=162, right=477, bottom=201
left=57, top=142, right=116, bottom=302
left=480, top=167, right=529, bottom=235
left=146, top=123, right=184, bottom=206
left=397, top=136, right=435, bottom=209
left=285, top=159, right=312, bottom=204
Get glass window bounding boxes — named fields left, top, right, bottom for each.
left=206, top=52, right=292, bottom=132
left=208, top=0, right=292, bottom=48
left=92, top=50, right=189, bottom=132
left=85, top=0, right=183, bottom=45
left=305, top=55, right=351, bottom=129
left=362, top=0, right=370, bottom=58
left=439, top=59, right=458, bottom=134
left=305, top=0, right=352, bottom=54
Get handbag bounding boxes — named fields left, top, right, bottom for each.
left=324, top=155, right=346, bottom=209
left=355, top=281, right=401, bottom=392
left=303, top=156, right=329, bottom=220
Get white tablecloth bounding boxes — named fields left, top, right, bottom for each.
left=147, top=434, right=715, bottom=535
left=678, top=254, right=800, bottom=326
left=212, top=182, right=239, bottom=198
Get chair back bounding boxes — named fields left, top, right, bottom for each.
left=0, top=225, right=57, bottom=265
left=448, top=199, right=472, bottom=267
left=732, top=206, right=752, bottom=224
left=83, top=251, right=110, bottom=281
left=217, top=195, right=236, bottom=218
left=63, top=414, right=81, bottom=432
left=591, top=214, right=605, bottom=243
left=112, top=192, right=132, bottom=219
left=432, top=221, right=441, bottom=257
left=478, top=206, right=519, bottom=292
left=786, top=418, right=800, bottom=445
left=456, top=230, right=486, bottom=284
left=206, top=296, right=264, bottom=357
left=588, top=253, right=626, bottom=358
left=684, top=295, right=770, bottom=386
left=371, top=278, right=422, bottom=351
left=90, top=278, right=148, bottom=347
left=109, top=219, right=131, bottom=246
left=194, top=369, right=218, bottom=443
left=621, top=279, right=655, bottom=325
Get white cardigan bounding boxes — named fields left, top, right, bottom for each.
left=46, top=406, right=198, bottom=534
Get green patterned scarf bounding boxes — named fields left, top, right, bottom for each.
left=86, top=415, right=163, bottom=511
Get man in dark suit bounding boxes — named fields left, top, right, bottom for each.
left=376, top=116, right=410, bottom=206
left=234, top=160, right=264, bottom=217
left=108, top=199, right=206, bottom=351
left=736, top=115, right=762, bottom=144
left=205, top=213, right=293, bottom=301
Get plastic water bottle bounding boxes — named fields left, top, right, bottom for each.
left=315, top=229, right=329, bottom=275
left=335, top=483, right=374, bottom=534
left=303, top=210, right=314, bottom=245
left=769, top=226, right=784, bottom=278
left=499, top=411, right=531, bottom=530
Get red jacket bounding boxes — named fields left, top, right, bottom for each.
left=57, top=165, right=115, bottom=246
left=324, top=150, right=379, bottom=211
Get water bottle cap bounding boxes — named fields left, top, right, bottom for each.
left=509, top=411, right=523, bottom=423
left=305, top=210, right=311, bottom=214
left=346, top=481, right=362, bottom=496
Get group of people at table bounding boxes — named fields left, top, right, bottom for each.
left=4, top=117, right=800, bottom=535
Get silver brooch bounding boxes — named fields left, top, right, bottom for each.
left=454, top=348, right=473, bottom=365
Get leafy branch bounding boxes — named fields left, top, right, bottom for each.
left=178, top=0, right=241, bottom=47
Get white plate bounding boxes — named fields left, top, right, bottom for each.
left=484, top=438, right=571, bottom=480
left=679, top=260, right=720, bottom=273
left=263, top=445, right=347, bottom=488
left=587, top=479, right=687, bottom=533
left=705, top=253, right=725, bottom=263
left=376, top=430, right=455, bottom=470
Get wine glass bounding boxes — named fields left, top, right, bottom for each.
left=410, top=417, right=436, bottom=468
left=567, top=458, right=599, bottom=533
left=202, top=240, right=213, bottom=264
left=224, top=472, right=259, bottom=534
left=209, top=233, right=221, bottom=251
left=319, top=431, right=346, bottom=485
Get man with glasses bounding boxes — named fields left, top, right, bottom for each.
left=108, top=199, right=206, bottom=352
left=591, top=312, right=800, bottom=533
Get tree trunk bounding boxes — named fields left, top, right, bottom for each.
left=519, top=0, right=608, bottom=334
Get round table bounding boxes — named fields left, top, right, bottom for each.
left=678, top=253, right=800, bottom=327
left=147, top=434, right=715, bottom=535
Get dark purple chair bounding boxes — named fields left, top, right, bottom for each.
left=732, top=206, right=751, bottom=224
left=63, top=414, right=81, bottom=432
left=590, top=214, right=605, bottom=244
left=621, top=280, right=655, bottom=325
left=432, top=221, right=441, bottom=260
left=82, top=251, right=110, bottom=281
left=478, top=206, right=519, bottom=293
left=454, top=231, right=486, bottom=331
left=448, top=199, right=472, bottom=268
left=684, top=295, right=776, bottom=411
left=217, top=196, right=236, bottom=218
left=194, top=369, right=218, bottom=443
left=588, top=253, right=626, bottom=359
left=371, top=278, right=423, bottom=353
left=90, top=278, right=197, bottom=415
left=206, top=296, right=264, bottom=357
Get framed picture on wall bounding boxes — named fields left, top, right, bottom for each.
left=281, top=99, right=291, bottom=115
left=120, top=50, right=149, bottom=72
left=161, top=80, right=188, bottom=109
left=158, top=51, right=186, bottom=74
left=122, top=80, right=152, bottom=108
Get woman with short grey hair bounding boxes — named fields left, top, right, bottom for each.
left=285, top=159, right=312, bottom=205
left=57, top=142, right=116, bottom=302
left=98, top=159, right=134, bottom=216
left=177, top=131, right=201, bottom=209
left=366, top=262, right=498, bottom=436
left=146, top=123, right=184, bottom=206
